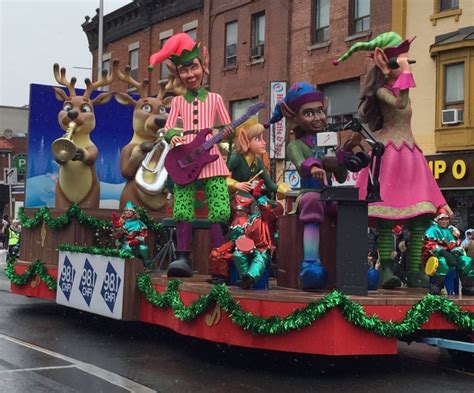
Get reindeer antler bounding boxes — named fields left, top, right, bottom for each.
left=112, top=59, right=149, bottom=98
left=84, top=66, right=114, bottom=98
left=53, top=63, right=77, bottom=97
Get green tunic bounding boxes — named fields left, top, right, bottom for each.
left=227, top=154, right=278, bottom=194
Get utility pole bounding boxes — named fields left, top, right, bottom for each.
left=98, top=0, right=104, bottom=77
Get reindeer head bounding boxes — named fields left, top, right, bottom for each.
left=53, top=63, right=113, bottom=135
left=112, top=59, right=172, bottom=140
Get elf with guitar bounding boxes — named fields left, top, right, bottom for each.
left=149, top=32, right=264, bottom=277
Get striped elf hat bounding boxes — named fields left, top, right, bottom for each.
left=332, top=31, right=414, bottom=66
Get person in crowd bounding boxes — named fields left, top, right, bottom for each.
left=333, top=32, right=448, bottom=289
left=0, top=215, right=9, bottom=249
left=422, top=207, right=474, bottom=295
left=461, top=229, right=474, bottom=260
left=7, top=219, right=21, bottom=258
left=368, top=227, right=379, bottom=254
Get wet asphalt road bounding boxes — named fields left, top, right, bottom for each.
left=0, top=265, right=472, bottom=393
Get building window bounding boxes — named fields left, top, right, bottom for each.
left=129, top=48, right=139, bottom=81
left=430, top=32, right=473, bottom=150
left=183, top=20, right=198, bottom=40
left=352, top=0, right=370, bottom=34
left=313, top=0, right=329, bottom=43
left=444, top=63, right=464, bottom=110
left=160, top=38, right=170, bottom=81
left=225, top=21, right=237, bottom=67
left=250, top=12, right=265, bottom=59
left=440, top=0, right=459, bottom=11
left=185, top=28, right=197, bottom=40
left=101, top=58, right=111, bottom=91
left=231, top=98, right=259, bottom=121
left=320, top=79, right=360, bottom=124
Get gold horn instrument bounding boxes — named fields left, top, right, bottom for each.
left=135, top=129, right=170, bottom=202
left=52, top=122, right=77, bottom=161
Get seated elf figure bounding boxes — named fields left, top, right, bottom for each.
left=269, top=83, right=355, bottom=290
left=422, top=207, right=474, bottom=296
left=112, top=201, right=153, bottom=270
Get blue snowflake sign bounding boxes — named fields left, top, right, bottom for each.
left=79, top=259, right=97, bottom=306
left=58, top=255, right=75, bottom=301
left=100, top=262, right=122, bottom=313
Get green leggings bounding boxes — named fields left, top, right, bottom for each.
left=434, top=253, right=474, bottom=278
left=173, top=177, right=231, bottom=223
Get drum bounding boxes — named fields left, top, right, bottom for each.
left=425, top=256, right=439, bottom=276
left=235, top=236, right=255, bottom=253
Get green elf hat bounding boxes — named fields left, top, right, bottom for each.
left=332, top=31, right=414, bottom=66
left=148, top=32, right=201, bottom=71
left=124, top=201, right=137, bottom=212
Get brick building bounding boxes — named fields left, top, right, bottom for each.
left=82, top=0, right=393, bottom=181
left=0, top=106, right=28, bottom=218
left=82, top=0, right=203, bottom=94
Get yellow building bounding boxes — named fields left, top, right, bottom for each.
left=394, top=0, right=474, bottom=230
left=394, top=0, right=474, bottom=154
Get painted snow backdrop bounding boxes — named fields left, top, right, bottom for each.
left=26, top=84, right=135, bottom=208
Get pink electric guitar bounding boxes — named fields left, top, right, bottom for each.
left=165, top=102, right=265, bottom=185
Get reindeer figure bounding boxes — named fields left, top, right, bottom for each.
left=52, top=64, right=113, bottom=208
left=113, top=59, right=173, bottom=211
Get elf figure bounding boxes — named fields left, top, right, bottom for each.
left=269, top=83, right=354, bottom=290
left=226, top=119, right=290, bottom=198
left=333, top=32, right=449, bottom=289
left=422, top=207, right=474, bottom=296
left=112, top=201, right=152, bottom=269
left=149, top=33, right=232, bottom=277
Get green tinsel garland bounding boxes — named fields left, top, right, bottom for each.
left=5, top=256, right=57, bottom=290
left=57, top=244, right=134, bottom=259
left=136, top=273, right=474, bottom=337
left=5, top=254, right=473, bottom=337
left=18, top=204, right=164, bottom=234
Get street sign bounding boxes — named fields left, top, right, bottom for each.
left=4, top=168, right=18, bottom=185
left=12, top=154, right=27, bottom=175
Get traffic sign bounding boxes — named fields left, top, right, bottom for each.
left=12, top=154, right=27, bottom=175
left=4, top=168, right=18, bottom=185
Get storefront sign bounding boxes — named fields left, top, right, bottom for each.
left=425, top=152, right=474, bottom=189
left=269, top=81, right=286, bottom=159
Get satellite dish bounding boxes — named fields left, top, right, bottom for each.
left=3, top=129, right=13, bottom=139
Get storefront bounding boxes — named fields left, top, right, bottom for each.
left=426, top=152, right=474, bottom=232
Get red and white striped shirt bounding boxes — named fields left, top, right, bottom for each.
left=165, top=92, right=231, bottom=180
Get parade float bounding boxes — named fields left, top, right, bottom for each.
left=6, top=32, right=473, bottom=359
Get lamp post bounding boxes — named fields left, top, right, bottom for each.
left=98, top=0, right=104, bottom=76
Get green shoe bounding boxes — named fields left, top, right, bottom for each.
left=407, top=270, right=430, bottom=288
left=380, top=258, right=402, bottom=289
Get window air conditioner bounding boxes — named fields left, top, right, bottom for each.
left=250, top=45, right=264, bottom=59
left=441, top=109, right=463, bottom=125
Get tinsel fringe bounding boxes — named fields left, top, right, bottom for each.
left=5, top=257, right=473, bottom=337
left=18, top=204, right=164, bottom=233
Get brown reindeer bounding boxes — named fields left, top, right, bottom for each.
left=113, top=59, right=173, bottom=211
left=52, top=64, right=113, bottom=208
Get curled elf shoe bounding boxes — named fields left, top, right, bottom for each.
left=206, top=275, right=227, bottom=285
left=461, top=277, right=474, bottom=296
left=429, top=276, right=446, bottom=296
left=299, top=259, right=327, bottom=291
left=239, top=274, right=255, bottom=290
